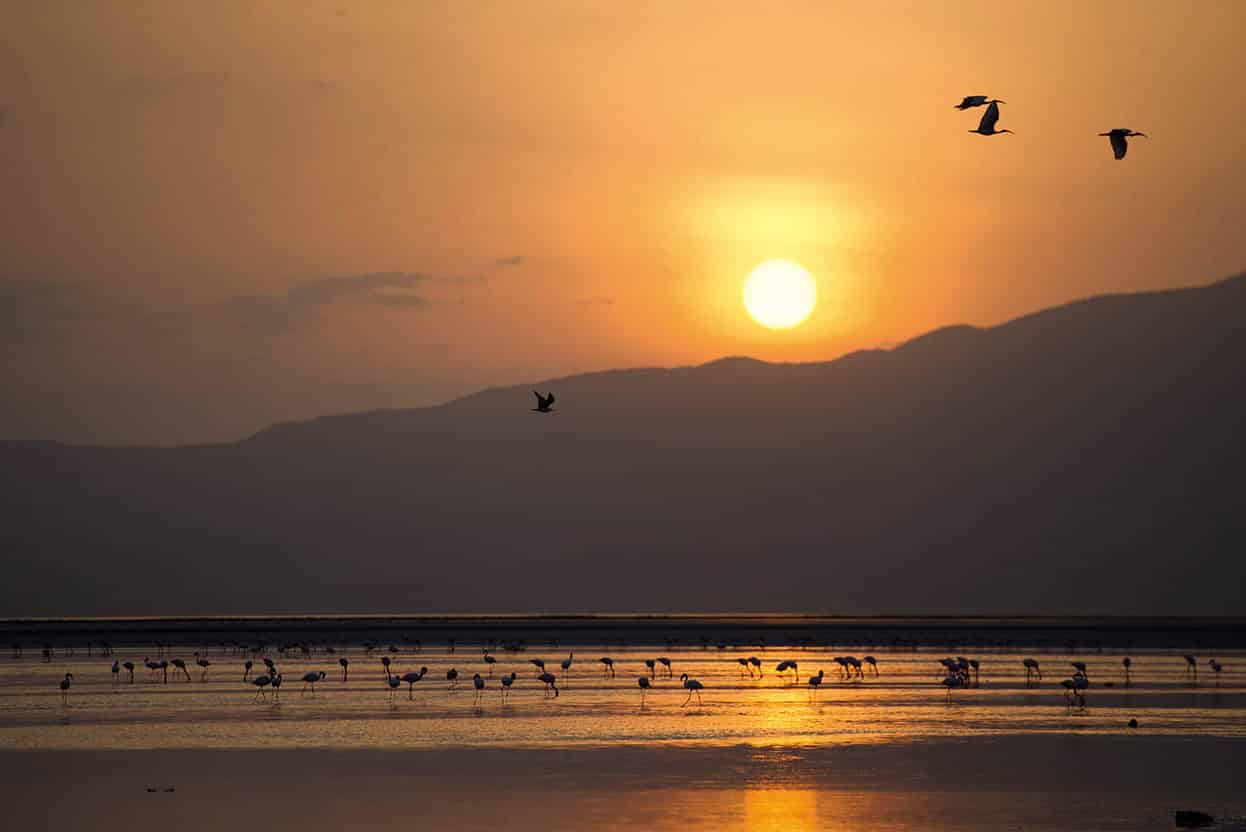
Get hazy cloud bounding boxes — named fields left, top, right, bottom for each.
left=222, top=270, right=486, bottom=335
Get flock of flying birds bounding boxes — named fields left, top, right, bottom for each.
left=955, top=94, right=1148, bottom=159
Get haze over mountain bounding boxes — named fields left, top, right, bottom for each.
left=3, top=275, right=1244, bottom=617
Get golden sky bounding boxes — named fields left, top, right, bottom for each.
left=2, top=1, right=1244, bottom=442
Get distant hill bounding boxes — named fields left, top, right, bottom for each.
left=3, top=275, right=1245, bottom=616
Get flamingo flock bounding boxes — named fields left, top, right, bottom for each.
left=38, top=643, right=1234, bottom=715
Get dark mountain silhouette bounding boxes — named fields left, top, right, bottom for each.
left=3, top=275, right=1245, bottom=616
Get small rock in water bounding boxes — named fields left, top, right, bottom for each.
left=1175, top=809, right=1215, bottom=827
left=1128, top=718, right=1138, bottom=728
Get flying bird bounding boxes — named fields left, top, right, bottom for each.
left=532, top=391, right=556, bottom=413
left=954, top=95, right=1002, bottom=110
left=1099, top=128, right=1146, bottom=160
left=969, top=100, right=1012, bottom=136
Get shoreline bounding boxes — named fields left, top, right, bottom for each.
left=5, top=614, right=1246, bottom=650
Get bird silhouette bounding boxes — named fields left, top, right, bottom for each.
left=599, top=657, right=615, bottom=678
left=955, top=95, right=1003, bottom=110
left=59, top=672, right=73, bottom=704
left=679, top=673, right=704, bottom=707
left=807, top=669, right=825, bottom=699
left=386, top=675, right=401, bottom=704
left=111, top=660, right=120, bottom=686
left=1023, top=658, right=1042, bottom=686
left=398, top=668, right=428, bottom=699
left=532, top=391, right=555, bottom=413
left=194, top=654, right=211, bottom=681
left=243, top=660, right=254, bottom=681
left=447, top=668, right=459, bottom=689
left=561, top=653, right=574, bottom=675
left=1099, top=128, right=1146, bottom=160
left=501, top=671, right=518, bottom=702
left=969, top=100, right=1012, bottom=136
left=122, top=660, right=135, bottom=683
left=657, top=657, right=673, bottom=677
left=251, top=673, right=273, bottom=702
left=300, top=670, right=326, bottom=696
left=538, top=671, right=559, bottom=697
left=637, top=675, right=651, bottom=706
left=339, top=657, right=349, bottom=682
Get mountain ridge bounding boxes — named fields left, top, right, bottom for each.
left=2, top=271, right=1244, bottom=617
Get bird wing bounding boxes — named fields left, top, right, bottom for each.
left=546, top=393, right=555, bottom=407
left=533, top=391, right=543, bottom=405
left=1110, top=132, right=1128, bottom=159
left=978, top=101, right=1000, bottom=133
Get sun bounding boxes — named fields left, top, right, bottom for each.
left=743, top=260, right=817, bottom=329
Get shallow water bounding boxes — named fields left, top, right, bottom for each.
left=3, top=641, right=1242, bottom=751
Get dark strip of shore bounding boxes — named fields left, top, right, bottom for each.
left=2, top=614, right=1245, bottom=651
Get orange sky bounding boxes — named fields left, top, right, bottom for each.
left=2, top=1, right=1244, bottom=443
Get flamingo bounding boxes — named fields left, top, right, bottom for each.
left=387, top=675, right=401, bottom=704
left=1122, top=656, right=1132, bottom=686
left=776, top=660, right=799, bottom=682
left=471, top=673, right=486, bottom=707
left=1099, top=128, right=1146, bottom=160
left=339, top=657, right=349, bottom=682
left=1209, top=659, right=1224, bottom=685
left=398, top=668, right=428, bottom=699
left=530, top=658, right=546, bottom=674
left=263, top=657, right=276, bottom=674
left=59, top=672, right=73, bottom=704
left=637, top=676, right=651, bottom=706
left=968, top=659, right=980, bottom=687
left=300, top=671, right=326, bottom=696
left=483, top=653, right=497, bottom=678
left=657, top=657, right=673, bottom=677
left=1059, top=678, right=1077, bottom=706
left=941, top=673, right=964, bottom=700
left=1023, top=658, right=1042, bottom=685
left=748, top=656, right=763, bottom=678
left=243, top=660, right=254, bottom=681
left=1071, top=673, right=1089, bottom=707
left=1071, top=661, right=1088, bottom=678
left=737, top=658, right=753, bottom=678
left=864, top=656, right=878, bottom=676
left=954, top=95, right=1002, bottom=110
left=271, top=673, right=283, bottom=702
left=381, top=656, right=392, bottom=682
left=845, top=656, right=864, bottom=679
left=501, top=672, right=518, bottom=702
left=170, top=657, right=191, bottom=681
left=644, top=659, right=657, bottom=678
left=123, top=660, right=135, bottom=683
left=599, top=657, right=615, bottom=678
left=538, top=671, right=559, bottom=697
left=532, top=391, right=555, bottom=413
left=1184, top=656, right=1198, bottom=681
left=561, top=653, right=574, bottom=675
left=111, top=660, right=120, bottom=686
left=680, top=673, right=704, bottom=707
left=807, top=669, right=825, bottom=699
left=969, top=100, right=1012, bottom=136
left=251, top=673, right=273, bottom=701
left=195, top=654, right=211, bottom=681
left=447, top=668, right=459, bottom=689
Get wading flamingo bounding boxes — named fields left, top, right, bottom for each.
left=680, top=673, right=704, bottom=707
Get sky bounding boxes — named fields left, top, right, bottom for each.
left=2, top=1, right=1244, bottom=445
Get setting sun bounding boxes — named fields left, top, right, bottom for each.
left=743, top=260, right=817, bottom=330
